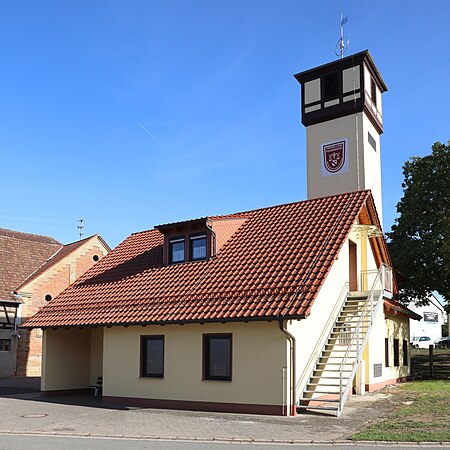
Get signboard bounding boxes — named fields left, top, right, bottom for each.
left=423, top=312, right=438, bottom=323
left=321, top=139, right=349, bottom=177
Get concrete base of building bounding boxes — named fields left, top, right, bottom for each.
left=41, top=388, right=91, bottom=397
left=365, top=376, right=411, bottom=392
left=103, top=395, right=284, bottom=416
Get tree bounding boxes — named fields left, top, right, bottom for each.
left=387, top=141, right=450, bottom=310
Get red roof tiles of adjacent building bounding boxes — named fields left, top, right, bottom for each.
left=0, top=228, right=62, bottom=301
left=24, top=191, right=375, bottom=329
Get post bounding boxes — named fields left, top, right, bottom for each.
left=355, top=360, right=365, bottom=395
left=429, top=345, right=434, bottom=379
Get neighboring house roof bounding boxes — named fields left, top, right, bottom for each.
left=17, top=234, right=111, bottom=291
left=384, top=299, right=422, bottom=321
left=0, top=228, right=62, bottom=301
left=24, top=190, right=389, bottom=329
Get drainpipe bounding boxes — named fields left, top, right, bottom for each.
left=206, top=221, right=217, bottom=258
left=278, top=317, right=296, bottom=416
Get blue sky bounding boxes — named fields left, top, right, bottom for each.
left=1, top=0, right=449, bottom=248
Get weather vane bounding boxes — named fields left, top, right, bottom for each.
left=335, top=13, right=349, bottom=59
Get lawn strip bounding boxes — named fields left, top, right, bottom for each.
left=351, top=380, right=450, bottom=442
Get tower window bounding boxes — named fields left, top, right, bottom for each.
left=45, top=294, right=52, bottom=302
left=371, top=78, right=377, bottom=106
left=323, top=73, right=339, bottom=100
left=169, top=237, right=185, bottom=264
left=368, top=132, right=377, bottom=151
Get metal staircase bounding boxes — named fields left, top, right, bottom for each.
left=296, top=264, right=392, bottom=417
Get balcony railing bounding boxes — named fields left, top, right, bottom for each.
left=360, top=263, right=393, bottom=298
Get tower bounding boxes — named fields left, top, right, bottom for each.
left=294, top=50, right=387, bottom=223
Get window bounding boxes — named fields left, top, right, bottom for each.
left=0, top=339, right=11, bottom=351
left=368, top=132, right=377, bottom=151
left=203, top=334, right=232, bottom=381
left=169, top=237, right=185, bottom=264
left=402, top=340, right=408, bottom=366
left=393, top=338, right=400, bottom=367
left=141, top=336, right=164, bottom=378
left=324, top=72, right=339, bottom=100
left=371, top=78, right=377, bottom=106
left=385, top=338, right=389, bottom=367
left=190, top=234, right=207, bottom=261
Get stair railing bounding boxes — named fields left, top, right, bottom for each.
left=337, top=264, right=391, bottom=415
left=295, top=282, right=349, bottom=403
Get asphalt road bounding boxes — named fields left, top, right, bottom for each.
left=0, top=435, right=447, bottom=450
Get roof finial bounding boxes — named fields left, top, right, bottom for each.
left=77, top=219, right=85, bottom=241
left=335, top=13, right=349, bottom=59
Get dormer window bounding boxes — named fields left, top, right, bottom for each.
left=190, top=234, right=207, bottom=261
left=169, top=237, right=185, bottom=264
left=156, top=217, right=215, bottom=266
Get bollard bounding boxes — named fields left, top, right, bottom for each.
left=429, top=344, right=434, bottom=379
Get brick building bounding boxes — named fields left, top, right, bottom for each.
left=0, top=228, right=110, bottom=377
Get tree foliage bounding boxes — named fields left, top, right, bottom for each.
left=387, top=141, right=450, bottom=309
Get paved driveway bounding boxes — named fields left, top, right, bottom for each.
left=0, top=378, right=400, bottom=444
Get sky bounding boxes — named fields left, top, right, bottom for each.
left=1, top=0, right=449, bottom=249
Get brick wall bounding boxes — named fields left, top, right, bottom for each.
left=16, top=238, right=108, bottom=376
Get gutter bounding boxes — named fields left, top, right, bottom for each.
left=278, top=317, right=296, bottom=416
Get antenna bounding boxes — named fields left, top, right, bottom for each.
left=77, top=219, right=85, bottom=241
left=335, top=13, right=349, bottom=59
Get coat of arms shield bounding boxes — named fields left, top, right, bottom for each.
left=323, top=140, right=346, bottom=173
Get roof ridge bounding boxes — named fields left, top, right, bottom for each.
left=132, top=191, right=372, bottom=235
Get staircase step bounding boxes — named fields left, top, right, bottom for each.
left=297, top=405, right=339, bottom=411
left=300, top=397, right=340, bottom=403
left=310, top=376, right=349, bottom=380
left=313, top=369, right=352, bottom=373
left=304, top=389, right=341, bottom=395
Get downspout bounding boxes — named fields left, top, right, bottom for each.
left=206, top=221, right=217, bottom=258
left=278, top=317, right=296, bottom=416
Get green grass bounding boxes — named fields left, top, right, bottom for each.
left=352, top=380, right=450, bottom=442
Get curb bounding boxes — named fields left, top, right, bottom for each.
left=0, top=431, right=449, bottom=446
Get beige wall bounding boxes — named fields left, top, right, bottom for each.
left=307, top=113, right=364, bottom=199
left=364, top=309, right=410, bottom=387
left=306, top=112, right=383, bottom=224
left=42, top=328, right=92, bottom=391
left=90, top=327, right=104, bottom=385
left=362, top=114, right=383, bottom=223
left=102, top=321, right=287, bottom=408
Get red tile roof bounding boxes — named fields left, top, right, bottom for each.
left=0, top=229, right=62, bottom=301
left=384, top=299, right=422, bottom=321
left=24, top=191, right=374, bottom=329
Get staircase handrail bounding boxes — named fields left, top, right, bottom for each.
left=295, top=282, right=349, bottom=399
left=338, top=264, right=388, bottom=414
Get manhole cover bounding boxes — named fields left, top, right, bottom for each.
left=21, top=414, right=48, bottom=418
